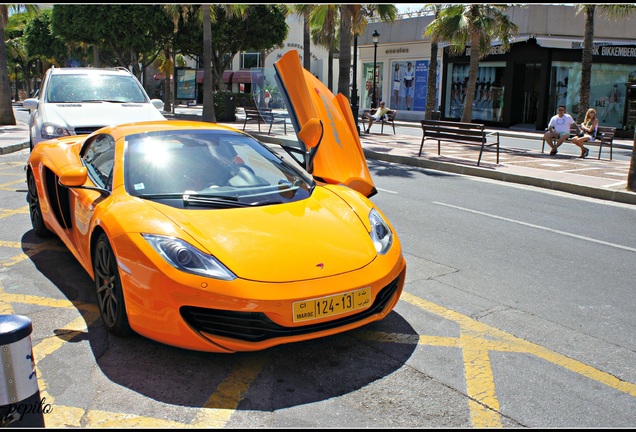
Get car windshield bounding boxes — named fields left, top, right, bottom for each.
left=124, top=130, right=313, bottom=208
left=46, top=73, right=147, bottom=103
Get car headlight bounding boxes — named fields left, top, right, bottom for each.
left=369, top=208, right=393, bottom=255
left=41, top=122, right=71, bottom=139
left=142, top=234, right=236, bottom=280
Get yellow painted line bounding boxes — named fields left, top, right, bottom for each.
left=399, top=291, right=636, bottom=428
left=192, top=352, right=269, bottom=427
left=460, top=332, right=501, bottom=428
left=0, top=239, right=69, bottom=267
left=0, top=205, right=29, bottom=219
left=0, top=178, right=26, bottom=190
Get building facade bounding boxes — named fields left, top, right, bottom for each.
left=358, top=4, right=636, bottom=137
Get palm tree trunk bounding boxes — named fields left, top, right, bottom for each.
left=628, top=136, right=636, bottom=191
left=0, top=19, right=16, bottom=126
left=577, top=6, right=595, bottom=123
left=461, top=30, right=480, bottom=123
left=202, top=5, right=216, bottom=123
left=303, top=10, right=311, bottom=71
left=337, top=6, right=352, bottom=98
left=425, top=40, right=439, bottom=120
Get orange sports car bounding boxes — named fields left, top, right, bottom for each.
left=25, top=51, right=406, bottom=353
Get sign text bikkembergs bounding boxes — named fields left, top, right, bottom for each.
left=571, top=42, right=636, bottom=57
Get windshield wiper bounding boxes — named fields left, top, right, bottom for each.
left=182, top=193, right=250, bottom=208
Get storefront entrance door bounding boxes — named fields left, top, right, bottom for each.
left=511, top=63, right=541, bottom=129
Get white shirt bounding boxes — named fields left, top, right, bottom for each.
left=548, top=113, right=575, bottom=134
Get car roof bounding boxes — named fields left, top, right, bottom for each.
left=48, top=67, right=133, bottom=76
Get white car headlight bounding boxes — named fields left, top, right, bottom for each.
left=369, top=208, right=393, bottom=255
left=41, top=122, right=71, bottom=139
left=142, top=234, right=236, bottom=280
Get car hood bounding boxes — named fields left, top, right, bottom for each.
left=274, top=50, right=377, bottom=198
left=43, top=102, right=165, bottom=128
left=144, top=186, right=376, bottom=283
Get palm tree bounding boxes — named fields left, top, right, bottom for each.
left=288, top=4, right=313, bottom=71
left=310, top=4, right=339, bottom=91
left=424, top=4, right=442, bottom=120
left=337, top=4, right=397, bottom=99
left=424, top=4, right=517, bottom=123
left=0, top=4, right=39, bottom=125
left=575, top=5, right=636, bottom=124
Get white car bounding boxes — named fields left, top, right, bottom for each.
left=23, top=66, right=166, bottom=150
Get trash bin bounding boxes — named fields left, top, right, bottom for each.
left=0, top=315, right=45, bottom=427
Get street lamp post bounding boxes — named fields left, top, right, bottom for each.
left=351, top=34, right=360, bottom=135
left=371, top=30, right=380, bottom=109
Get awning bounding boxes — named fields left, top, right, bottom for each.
left=222, top=70, right=233, bottom=84
left=535, top=36, right=636, bottom=49
left=231, top=71, right=253, bottom=83
left=196, top=70, right=204, bottom=84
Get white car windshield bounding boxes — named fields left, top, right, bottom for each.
left=124, top=130, right=313, bottom=208
left=46, top=74, right=147, bottom=103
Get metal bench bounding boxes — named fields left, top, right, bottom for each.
left=361, top=109, right=397, bottom=134
left=541, top=124, right=616, bottom=160
left=418, top=119, right=500, bottom=166
left=242, top=107, right=287, bottom=135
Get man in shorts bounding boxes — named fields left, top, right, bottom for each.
left=362, top=101, right=390, bottom=133
left=543, top=104, right=575, bottom=155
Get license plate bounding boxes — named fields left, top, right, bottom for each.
left=292, top=287, right=372, bottom=323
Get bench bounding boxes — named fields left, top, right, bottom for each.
left=361, top=109, right=397, bottom=134
left=541, top=124, right=616, bottom=160
left=242, top=107, right=287, bottom=135
left=418, top=119, right=500, bottom=166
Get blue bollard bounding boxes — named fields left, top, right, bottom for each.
left=0, top=315, right=45, bottom=427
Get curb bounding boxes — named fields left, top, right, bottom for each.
left=0, top=141, right=29, bottom=155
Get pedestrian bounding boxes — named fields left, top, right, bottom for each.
left=362, top=100, right=390, bottom=133
left=264, top=89, right=271, bottom=108
left=543, top=104, right=575, bottom=155
left=571, top=108, right=598, bottom=158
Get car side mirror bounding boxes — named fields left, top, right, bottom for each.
left=59, top=167, right=88, bottom=187
left=22, top=98, right=39, bottom=110
left=298, top=118, right=323, bottom=149
left=151, top=99, right=165, bottom=111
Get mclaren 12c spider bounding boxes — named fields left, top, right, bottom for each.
left=25, top=51, right=406, bottom=352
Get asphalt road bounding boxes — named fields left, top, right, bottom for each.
left=1, top=145, right=635, bottom=428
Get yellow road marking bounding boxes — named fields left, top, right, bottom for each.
left=0, top=178, right=26, bottom=190
left=0, top=239, right=68, bottom=267
left=0, top=205, right=29, bottom=219
left=393, top=291, right=636, bottom=427
left=192, top=352, right=268, bottom=427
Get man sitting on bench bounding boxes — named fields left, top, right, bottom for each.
left=363, top=100, right=390, bottom=133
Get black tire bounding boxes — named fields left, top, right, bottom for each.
left=26, top=171, right=52, bottom=237
left=93, top=233, right=132, bottom=337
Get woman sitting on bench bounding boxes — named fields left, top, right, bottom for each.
left=363, top=101, right=390, bottom=133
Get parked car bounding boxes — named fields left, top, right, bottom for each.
left=25, top=51, right=406, bottom=353
left=23, top=66, right=165, bottom=151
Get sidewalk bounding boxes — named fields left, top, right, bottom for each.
left=2, top=104, right=635, bottom=205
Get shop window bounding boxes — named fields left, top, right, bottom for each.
left=241, top=52, right=261, bottom=70
left=446, top=63, right=505, bottom=122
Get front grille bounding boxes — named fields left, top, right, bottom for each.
left=73, top=126, right=103, bottom=135
left=181, top=275, right=402, bottom=342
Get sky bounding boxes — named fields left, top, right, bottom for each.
left=396, top=4, right=427, bottom=14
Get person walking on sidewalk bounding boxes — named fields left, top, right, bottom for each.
left=543, top=104, right=575, bottom=155
left=571, top=108, right=597, bottom=158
